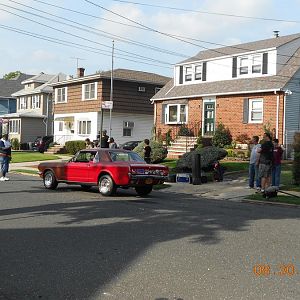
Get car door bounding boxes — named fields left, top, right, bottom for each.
left=65, top=151, right=91, bottom=182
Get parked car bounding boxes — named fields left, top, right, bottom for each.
left=32, top=136, right=53, bottom=153
left=119, top=140, right=142, bottom=150
left=37, top=149, right=169, bottom=196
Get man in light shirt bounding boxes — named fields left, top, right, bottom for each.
left=0, top=134, right=12, bottom=181
left=248, top=135, right=261, bottom=190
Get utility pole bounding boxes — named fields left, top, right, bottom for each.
left=109, top=40, right=114, bottom=138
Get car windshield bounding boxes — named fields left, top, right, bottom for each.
left=109, top=151, right=144, bottom=162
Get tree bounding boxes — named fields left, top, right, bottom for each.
left=3, top=71, right=21, bottom=80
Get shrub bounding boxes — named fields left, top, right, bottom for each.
left=178, top=124, right=193, bottom=136
left=212, top=123, right=232, bottom=148
left=226, top=149, right=236, bottom=157
left=133, top=140, right=167, bottom=163
left=165, top=129, right=173, bottom=146
left=10, top=138, right=20, bottom=150
left=292, top=133, right=300, bottom=185
left=196, top=135, right=203, bottom=149
left=65, top=140, right=86, bottom=155
left=235, top=133, right=251, bottom=144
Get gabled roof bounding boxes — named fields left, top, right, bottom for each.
left=12, top=73, right=67, bottom=96
left=152, top=46, right=300, bottom=101
left=180, top=33, right=300, bottom=64
left=52, top=68, right=170, bottom=86
left=0, top=73, right=33, bottom=98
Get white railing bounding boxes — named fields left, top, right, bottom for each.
left=54, top=135, right=74, bottom=145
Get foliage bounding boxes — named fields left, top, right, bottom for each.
left=226, top=148, right=236, bottom=157
left=10, top=138, right=20, bottom=150
left=235, top=133, right=251, bottom=144
left=3, top=71, right=21, bottom=80
left=176, top=146, right=227, bottom=172
left=196, top=135, right=203, bottom=148
left=292, top=133, right=300, bottom=185
left=165, top=129, right=173, bottom=146
left=133, top=140, right=167, bottom=163
left=212, top=123, right=232, bottom=148
left=178, top=124, right=193, bottom=136
left=65, top=140, right=86, bottom=155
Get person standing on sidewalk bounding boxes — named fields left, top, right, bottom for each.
left=143, top=139, right=152, bottom=164
left=257, top=132, right=274, bottom=193
left=248, top=135, right=261, bottom=190
left=0, top=134, right=11, bottom=181
left=272, top=138, right=283, bottom=189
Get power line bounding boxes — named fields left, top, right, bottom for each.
left=106, top=0, right=300, bottom=24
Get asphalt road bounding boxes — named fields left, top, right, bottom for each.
left=0, top=174, right=299, bottom=300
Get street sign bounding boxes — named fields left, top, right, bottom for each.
left=101, top=101, right=113, bottom=109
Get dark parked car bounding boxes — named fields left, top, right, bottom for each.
left=119, top=141, right=142, bottom=151
left=32, top=136, right=53, bottom=153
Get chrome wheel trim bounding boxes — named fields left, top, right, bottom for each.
left=44, top=172, right=53, bottom=187
left=100, top=177, right=111, bottom=194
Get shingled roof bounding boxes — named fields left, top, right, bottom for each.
left=180, top=32, right=300, bottom=64
left=152, top=36, right=300, bottom=101
left=0, top=73, right=33, bottom=98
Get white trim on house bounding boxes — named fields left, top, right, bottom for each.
left=248, top=98, right=264, bottom=124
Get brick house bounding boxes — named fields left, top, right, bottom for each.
left=51, top=68, right=170, bottom=146
left=2, top=72, right=66, bottom=145
left=152, top=33, right=300, bottom=157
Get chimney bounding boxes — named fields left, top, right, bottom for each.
left=77, top=67, right=85, bottom=77
left=273, top=30, right=279, bottom=38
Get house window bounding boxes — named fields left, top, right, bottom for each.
left=78, top=120, right=91, bottom=135
left=249, top=99, right=263, bottom=123
left=19, top=97, right=27, bottom=110
left=9, top=119, right=20, bottom=133
left=239, top=57, right=248, bottom=75
left=123, top=121, right=134, bottom=137
left=195, top=64, right=202, bottom=80
left=58, top=121, right=63, bottom=132
left=56, top=87, right=67, bottom=103
left=185, top=66, right=192, bottom=82
left=252, top=54, right=262, bottom=73
left=155, top=87, right=161, bottom=93
left=31, top=95, right=40, bottom=109
left=166, top=104, right=188, bottom=124
left=82, top=83, right=97, bottom=100
left=123, top=128, right=132, bottom=136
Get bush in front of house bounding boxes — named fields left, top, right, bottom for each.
left=212, top=123, right=232, bottom=148
left=292, top=133, right=300, bottom=185
left=65, top=140, right=86, bottom=155
left=133, top=140, right=167, bottom=163
left=11, top=138, right=20, bottom=150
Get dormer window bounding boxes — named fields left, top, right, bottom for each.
left=195, top=64, right=202, bottom=80
left=185, top=66, right=192, bottom=82
left=252, top=54, right=262, bottom=73
left=239, top=57, right=248, bottom=75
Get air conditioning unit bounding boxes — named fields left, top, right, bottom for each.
left=124, top=121, right=134, bottom=128
left=138, top=86, right=146, bottom=92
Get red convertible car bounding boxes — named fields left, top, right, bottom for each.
left=38, top=149, right=169, bottom=196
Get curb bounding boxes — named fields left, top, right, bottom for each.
left=241, top=198, right=300, bottom=208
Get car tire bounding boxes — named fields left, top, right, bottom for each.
left=81, top=184, right=92, bottom=191
left=135, top=185, right=153, bottom=196
left=43, top=170, right=58, bottom=190
left=98, top=175, right=116, bottom=196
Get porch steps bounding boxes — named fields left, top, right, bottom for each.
left=46, top=144, right=67, bottom=154
left=167, top=136, right=198, bottom=159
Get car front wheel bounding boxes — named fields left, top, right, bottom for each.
left=44, top=170, right=58, bottom=190
left=98, top=175, right=116, bottom=196
left=135, top=185, right=153, bottom=196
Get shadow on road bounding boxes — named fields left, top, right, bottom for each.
left=0, top=178, right=299, bottom=299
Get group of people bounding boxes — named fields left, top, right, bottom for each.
left=248, top=132, right=283, bottom=193
left=85, top=130, right=117, bottom=149
left=0, top=134, right=12, bottom=182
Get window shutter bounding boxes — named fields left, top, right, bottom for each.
left=161, top=104, right=167, bottom=124
left=262, top=53, right=268, bottom=74
left=202, top=62, right=207, bottom=81
left=232, top=57, right=237, bottom=78
left=243, top=98, right=249, bottom=123
left=179, top=66, right=183, bottom=84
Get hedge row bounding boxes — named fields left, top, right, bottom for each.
left=65, top=140, right=86, bottom=155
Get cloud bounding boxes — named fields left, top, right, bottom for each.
left=0, top=0, right=33, bottom=21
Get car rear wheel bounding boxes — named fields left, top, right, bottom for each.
left=98, top=175, right=116, bottom=196
left=81, top=184, right=92, bottom=191
left=43, top=170, right=58, bottom=190
left=135, top=185, right=153, bottom=196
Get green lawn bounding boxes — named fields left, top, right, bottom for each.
left=11, top=151, right=59, bottom=163
left=221, top=161, right=249, bottom=172
left=246, top=193, right=300, bottom=205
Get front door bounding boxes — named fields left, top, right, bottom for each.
left=203, top=102, right=215, bottom=136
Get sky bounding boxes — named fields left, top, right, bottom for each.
left=1, top=0, right=300, bottom=78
